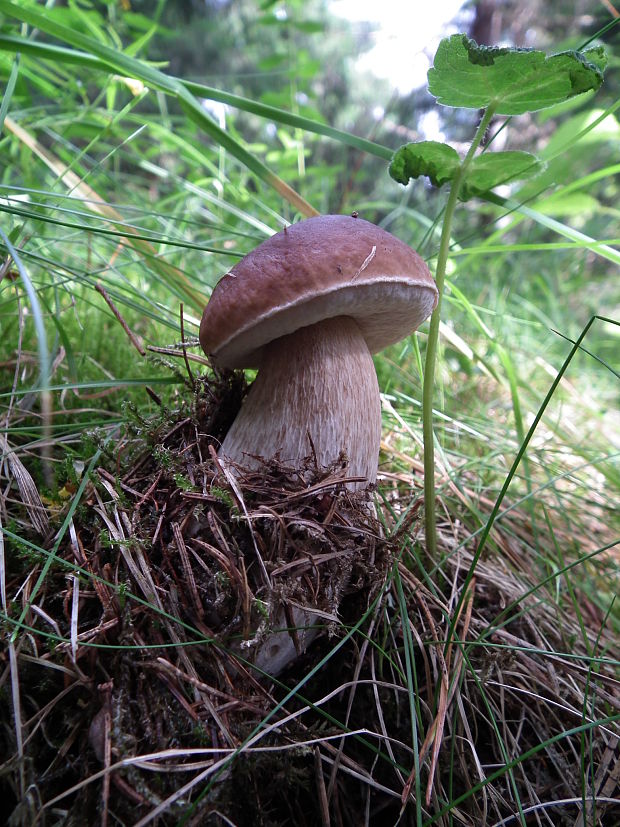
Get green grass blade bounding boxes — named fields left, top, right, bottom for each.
left=0, top=2, right=319, bottom=217
left=445, top=316, right=620, bottom=651
left=0, top=229, right=50, bottom=399
left=486, top=194, right=620, bottom=266
left=0, top=48, right=19, bottom=131
left=0, top=34, right=393, bottom=161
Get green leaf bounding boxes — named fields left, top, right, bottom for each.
left=462, top=151, right=544, bottom=198
left=428, top=34, right=604, bottom=115
left=388, top=141, right=460, bottom=188
left=582, top=46, right=608, bottom=73
left=389, top=142, right=543, bottom=199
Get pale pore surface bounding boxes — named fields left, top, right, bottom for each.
left=219, top=315, right=381, bottom=489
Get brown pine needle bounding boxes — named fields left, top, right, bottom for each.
left=95, top=282, right=146, bottom=356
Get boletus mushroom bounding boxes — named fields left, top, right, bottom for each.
left=200, top=214, right=438, bottom=487
left=199, top=215, right=437, bottom=676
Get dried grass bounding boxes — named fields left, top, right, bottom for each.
left=1, top=369, right=618, bottom=826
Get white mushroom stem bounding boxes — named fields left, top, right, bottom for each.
left=219, top=315, right=381, bottom=489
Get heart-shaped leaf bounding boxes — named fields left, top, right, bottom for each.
left=428, top=35, right=605, bottom=115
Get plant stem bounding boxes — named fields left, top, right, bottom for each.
left=423, top=105, right=496, bottom=559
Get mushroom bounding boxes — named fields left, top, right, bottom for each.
left=199, top=215, right=437, bottom=676
left=200, top=214, right=438, bottom=487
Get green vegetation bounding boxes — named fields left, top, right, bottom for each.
left=388, top=33, right=609, bottom=580
left=0, top=1, right=618, bottom=825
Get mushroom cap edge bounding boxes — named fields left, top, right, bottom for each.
left=200, top=214, right=438, bottom=369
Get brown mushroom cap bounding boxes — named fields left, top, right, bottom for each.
left=200, top=214, right=438, bottom=369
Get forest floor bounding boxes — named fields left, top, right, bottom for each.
left=2, top=367, right=619, bottom=827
